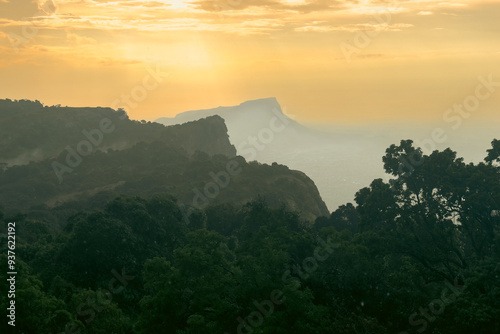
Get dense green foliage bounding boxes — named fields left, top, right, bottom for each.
left=1, top=139, right=499, bottom=334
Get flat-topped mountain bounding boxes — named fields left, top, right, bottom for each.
left=157, top=97, right=325, bottom=152
left=156, top=98, right=386, bottom=211
left=158, top=97, right=292, bottom=129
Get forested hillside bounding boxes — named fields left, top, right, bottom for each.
left=0, top=99, right=236, bottom=167
left=1, top=140, right=499, bottom=334
left=0, top=99, right=328, bottom=223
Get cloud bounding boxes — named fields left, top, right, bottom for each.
left=66, top=31, right=97, bottom=44
left=289, top=0, right=350, bottom=13
left=193, top=0, right=349, bottom=13
left=38, top=0, right=58, bottom=15
left=295, top=22, right=414, bottom=32
left=98, top=57, right=142, bottom=66
left=91, top=0, right=171, bottom=8
left=109, top=1, right=167, bottom=7
left=355, top=53, right=384, bottom=59
left=0, top=0, right=40, bottom=20
left=0, top=0, right=496, bottom=59
left=1, top=12, right=284, bottom=35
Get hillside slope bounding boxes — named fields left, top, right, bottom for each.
left=0, top=99, right=329, bottom=221
left=0, top=99, right=236, bottom=167
left=156, top=97, right=386, bottom=211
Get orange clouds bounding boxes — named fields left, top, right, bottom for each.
left=0, top=0, right=498, bottom=122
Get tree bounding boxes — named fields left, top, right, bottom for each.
left=0, top=256, right=69, bottom=334
left=485, top=138, right=500, bottom=164
left=137, top=230, right=241, bottom=333
left=61, top=211, right=137, bottom=287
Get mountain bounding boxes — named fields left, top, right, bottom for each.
left=157, top=97, right=325, bottom=152
left=0, top=99, right=329, bottom=222
left=159, top=97, right=302, bottom=131
left=0, top=99, right=236, bottom=167
left=156, top=98, right=388, bottom=211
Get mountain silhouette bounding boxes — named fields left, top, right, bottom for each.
left=156, top=98, right=388, bottom=211
left=0, top=99, right=329, bottom=222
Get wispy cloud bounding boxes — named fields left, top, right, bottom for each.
left=192, top=0, right=351, bottom=13
left=295, top=22, right=414, bottom=32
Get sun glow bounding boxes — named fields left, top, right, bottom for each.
left=158, top=0, right=193, bottom=10
left=0, top=0, right=498, bottom=122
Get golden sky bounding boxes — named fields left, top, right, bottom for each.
left=0, top=0, right=499, bottom=123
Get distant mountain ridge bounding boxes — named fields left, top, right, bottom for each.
left=155, top=97, right=394, bottom=211
left=159, top=97, right=289, bottom=125
left=157, top=97, right=315, bottom=148
left=0, top=99, right=329, bottom=222
left=156, top=98, right=354, bottom=211
left=156, top=97, right=335, bottom=163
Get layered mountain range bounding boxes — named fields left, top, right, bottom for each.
left=0, top=99, right=329, bottom=222
left=157, top=97, right=388, bottom=211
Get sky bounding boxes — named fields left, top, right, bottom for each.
left=0, top=0, right=499, bottom=123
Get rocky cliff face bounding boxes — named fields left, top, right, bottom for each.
left=161, top=115, right=236, bottom=157
left=154, top=97, right=376, bottom=212
left=156, top=97, right=341, bottom=210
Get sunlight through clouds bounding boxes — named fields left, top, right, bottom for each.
left=0, top=0, right=499, bottom=121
